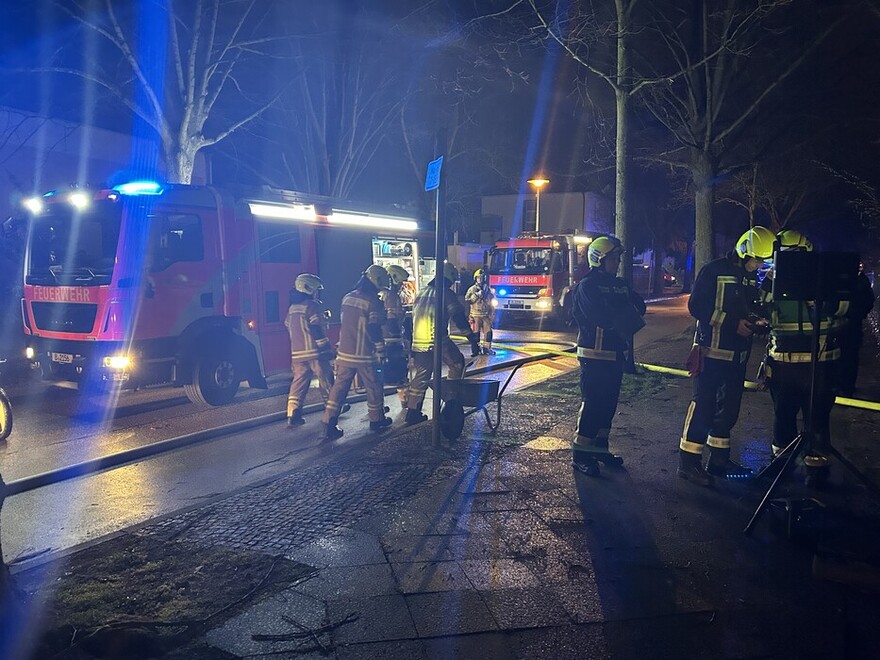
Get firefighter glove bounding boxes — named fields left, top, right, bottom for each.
left=686, top=345, right=705, bottom=378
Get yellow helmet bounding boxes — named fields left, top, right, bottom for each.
left=474, top=268, right=485, bottom=282
left=385, top=264, right=410, bottom=285
left=442, top=262, right=458, bottom=284
left=588, top=236, right=623, bottom=268
left=294, top=273, right=324, bottom=295
left=364, top=264, right=391, bottom=289
left=777, top=229, right=813, bottom=252
left=734, top=226, right=776, bottom=260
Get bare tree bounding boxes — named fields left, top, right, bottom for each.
left=48, top=0, right=287, bottom=183
left=638, top=0, right=845, bottom=271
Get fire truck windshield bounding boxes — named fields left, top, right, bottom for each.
left=489, top=247, right=554, bottom=275
left=26, top=204, right=122, bottom=285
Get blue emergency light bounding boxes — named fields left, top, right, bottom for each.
left=498, top=288, right=508, bottom=297
left=112, top=180, right=164, bottom=196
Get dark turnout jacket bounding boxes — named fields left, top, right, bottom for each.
left=689, top=252, right=759, bottom=362
left=572, top=268, right=646, bottom=360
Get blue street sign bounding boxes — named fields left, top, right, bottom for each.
left=425, top=156, right=444, bottom=192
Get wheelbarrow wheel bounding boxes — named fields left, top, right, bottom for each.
left=439, top=399, right=465, bottom=441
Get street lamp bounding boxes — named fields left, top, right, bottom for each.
left=527, top=177, right=549, bottom=233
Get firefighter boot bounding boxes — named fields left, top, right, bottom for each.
left=287, top=411, right=305, bottom=427
left=321, top=420, right=344, bottom=442
left=804, top=454, right=831, bottom=488
left=678, top=450, right=714, bottom=487
left=339, top=403, right=352, bottom=415
left=571, top=439, right=601, bottom=476
left=369, top=416, right=393, bottom=432
left=405, top=408, right=428, bottom=425
left=706, top=448, right=753, bottom=480
left=586, top=435, right=624, bottom=467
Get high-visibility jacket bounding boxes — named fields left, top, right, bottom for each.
left=759, top=278, right=848, bottom=363
left=689, top=252, right=759, bottom=362
left=465, top=283, right=494, bottom=317
left=285, top=291, right=332, bottom=362
left=336, top=281, right=386, bottom=365
left=571, top=267, right=645, bottom=360
left=411, top=278, right=471, bottom=352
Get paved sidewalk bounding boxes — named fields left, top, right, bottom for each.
left=13, top=360, right=880, bottom=658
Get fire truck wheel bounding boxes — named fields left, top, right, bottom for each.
left=186, top=350, right=240, bottom=406
left=0, top=387, right=12, bottom=441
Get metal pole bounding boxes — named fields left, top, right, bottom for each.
left=432, top=129, right=447, bottom=448
left=535, top=189, right=540, bottom=233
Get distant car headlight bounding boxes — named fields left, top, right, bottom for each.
left=103, top=355, right=131, bottom=370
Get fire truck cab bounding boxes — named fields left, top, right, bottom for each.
left=486, top=232, right=598, bottom=323
left=19, top=182, right=423, bottom=405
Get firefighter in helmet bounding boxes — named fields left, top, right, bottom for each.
left=285, top=273, right=336, bottom=427
left=383, top=264, right=411, bottom=406
left=465, top=269, right=496, bottom=356
left=320, top=265, right=393, bottom=440
left=760, top=229, right=847, bottom=484
left=570, top=235, right=646, bottom=475
left=678, top=226, right=774, bottom=486
left=404, top=262, right=480, bottom=425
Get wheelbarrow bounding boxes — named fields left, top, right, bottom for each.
left=434, top=361, right=523, bottom=441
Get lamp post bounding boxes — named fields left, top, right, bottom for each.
left=527, top=177, right=549, bottom=233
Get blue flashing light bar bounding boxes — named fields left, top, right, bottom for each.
left=112, top=180, right=164, bottom=196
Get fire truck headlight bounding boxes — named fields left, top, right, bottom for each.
left=68, top=192, right=90, bottom=210
left=25, top=346, right=35, bottom=360
left=103, top=355, right=131, bottom=370
left=536, top=299, right=552, bottom=310
left=24, top=197, right=44, bottom=214
left=490, top=298, right=498, bottom=308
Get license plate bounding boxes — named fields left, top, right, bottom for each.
left=51, top=352, right=74, bottom=364
left=507, top=303, right=524, bottom=309
left=106, top=371, right=130, bottom=382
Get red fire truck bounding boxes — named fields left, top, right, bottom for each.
left=19, top=181, right=423, bottom=405
left=486, top=232, right=599, bottom=323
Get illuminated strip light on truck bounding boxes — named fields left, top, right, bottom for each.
left=248, top=203, right=418, bottom=233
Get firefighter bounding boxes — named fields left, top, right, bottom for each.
left=404, top=262, right=480, bottom=425
left=761, top=229, right=848, bottom=484
left=383, top=264, right=411, bottom=406
left=320, top=265, right=393, bottom=440
left=285, top=274, right=335, bottom=427
left=678, top=226, right=775, bottom=486
left=571, top=236, right=646, bottom=475
left=465, top=269, right=496, bottom=356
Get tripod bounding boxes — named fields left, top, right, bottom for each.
left=744, top=251, right=861, bottom=536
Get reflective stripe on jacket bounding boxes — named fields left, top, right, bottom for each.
left=337, top=287, right=385, bottom=364
left=688, top=252, right=757, bottom=362
left=465, top=284, right=494, bottom=317
left=571, top=268, right=646, bottom=361
left=285, top=294, right=331, bottom=362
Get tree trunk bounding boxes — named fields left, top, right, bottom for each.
left=615, top=2, right=631, bottom=285
left=651, top=240, right=665, bottom=296
left=693, top=149, right=716, bottom=274
left=615, top=85, right=630, bottom=284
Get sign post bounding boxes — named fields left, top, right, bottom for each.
left=425, top=140, right=445, bottom=448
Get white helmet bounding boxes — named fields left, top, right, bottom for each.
left=295, top=273, right=324, bottom=295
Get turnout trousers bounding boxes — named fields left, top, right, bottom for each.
left=575, top=356, right=624, bottom=445
left=322, top=360, right=386, bottom=424
left=287, top=358, right=334, bottom=418
left=406, top=341, right=465, bottom=412
left=680, top=355, right=748, bottom=456
left=768, top=359, right=836, bottom=457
